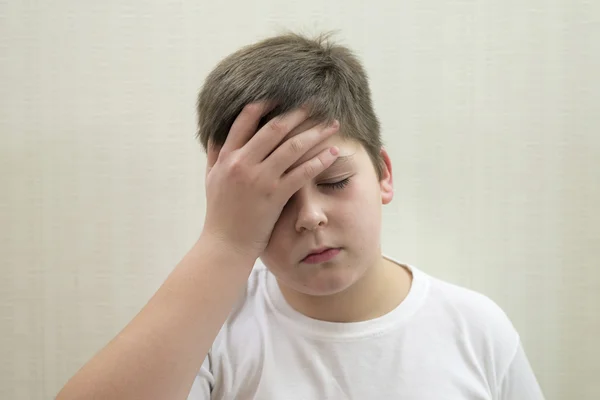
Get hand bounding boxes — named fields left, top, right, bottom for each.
left=201, top=102, right=340, bottom=260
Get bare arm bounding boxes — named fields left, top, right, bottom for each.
left=55, top=103, right=340, bottom=400
left=56, top=235, right=255, bottom=400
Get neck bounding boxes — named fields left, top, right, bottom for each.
left=276, top=256, right=412, bottom=323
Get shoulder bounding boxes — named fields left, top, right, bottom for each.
left=415, top=267, right=520, bottom=380
left=427, top=273, right=518, bottom=340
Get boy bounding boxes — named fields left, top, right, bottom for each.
left=57, top=33, right=544, bottom=399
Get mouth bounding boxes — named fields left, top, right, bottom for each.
left=301, top=247, right=341, bottom=264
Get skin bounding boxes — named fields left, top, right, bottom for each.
left=55, top=103, right=411, bottom=400
left=262, top=119, right=412, bottom=322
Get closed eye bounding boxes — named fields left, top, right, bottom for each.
left=319, top=177, right=351, bottom=190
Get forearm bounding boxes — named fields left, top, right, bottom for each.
left=56, top=234, right=255, bottom=400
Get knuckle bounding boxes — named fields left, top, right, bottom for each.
left=289, top=137, right=304, bottom=154
left=244, top=103, right=262, bottom=116
left=303, top=163, right=317, bottom=180
left=299, top=103, right=311, bottom=114
left=268, top=117, right=287, bottom=134
left=263, top=180, right=278, bottom=196
left=228, top=156, right=245, bottom=175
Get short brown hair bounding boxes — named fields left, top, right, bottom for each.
left=196, top=32, right=384, bottom=177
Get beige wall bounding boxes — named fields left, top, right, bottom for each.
left=1, top=1, right=598, bottom=399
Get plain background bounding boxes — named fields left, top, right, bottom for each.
left=1, top=1, right=598, bottom=399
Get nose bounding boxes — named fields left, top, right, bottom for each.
left=293, top=189, right=328, bottom=233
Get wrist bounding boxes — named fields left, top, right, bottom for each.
left=197, top=229, right=260, bottom=268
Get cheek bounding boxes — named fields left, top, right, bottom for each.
left=263, top=209, right=295, bottom=258
left=344, top=178, right=381, bottom=213
left=341, top=181, right=382, bottom=238
left=269, top=207, right=294, bottom=238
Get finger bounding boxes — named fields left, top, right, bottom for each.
left=241, top=106, right=311, bottom=162
left=206, top=140, right=220, bottom=169
left=222, top=101, right=276, bottom=154
left=265, top=120, right=339, bottom=174
left=282, top=146, right=340, bottom=194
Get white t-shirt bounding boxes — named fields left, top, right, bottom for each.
left=188, top=258, right=544, bottom=399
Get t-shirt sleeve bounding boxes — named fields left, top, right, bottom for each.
left=186, top=354, right=213, bottom=400
left=497, top=342, right=545, bottom=400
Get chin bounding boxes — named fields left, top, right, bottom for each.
left=281, top=265, right=364, bottom=297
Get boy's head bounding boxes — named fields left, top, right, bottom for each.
left=197, top=31, right=384, bottom=178
left=197, top=32, right=394, bottom=297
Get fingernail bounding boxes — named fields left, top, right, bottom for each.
left=330, top=146, right=339, bottom=156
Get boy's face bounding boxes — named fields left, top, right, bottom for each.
left=260, top=120, right=394, bottom=296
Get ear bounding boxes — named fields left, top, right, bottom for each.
left=379, top=148, right=394, bottom=205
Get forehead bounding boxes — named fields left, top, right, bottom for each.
left=284, top=119, right=362, bottom=171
